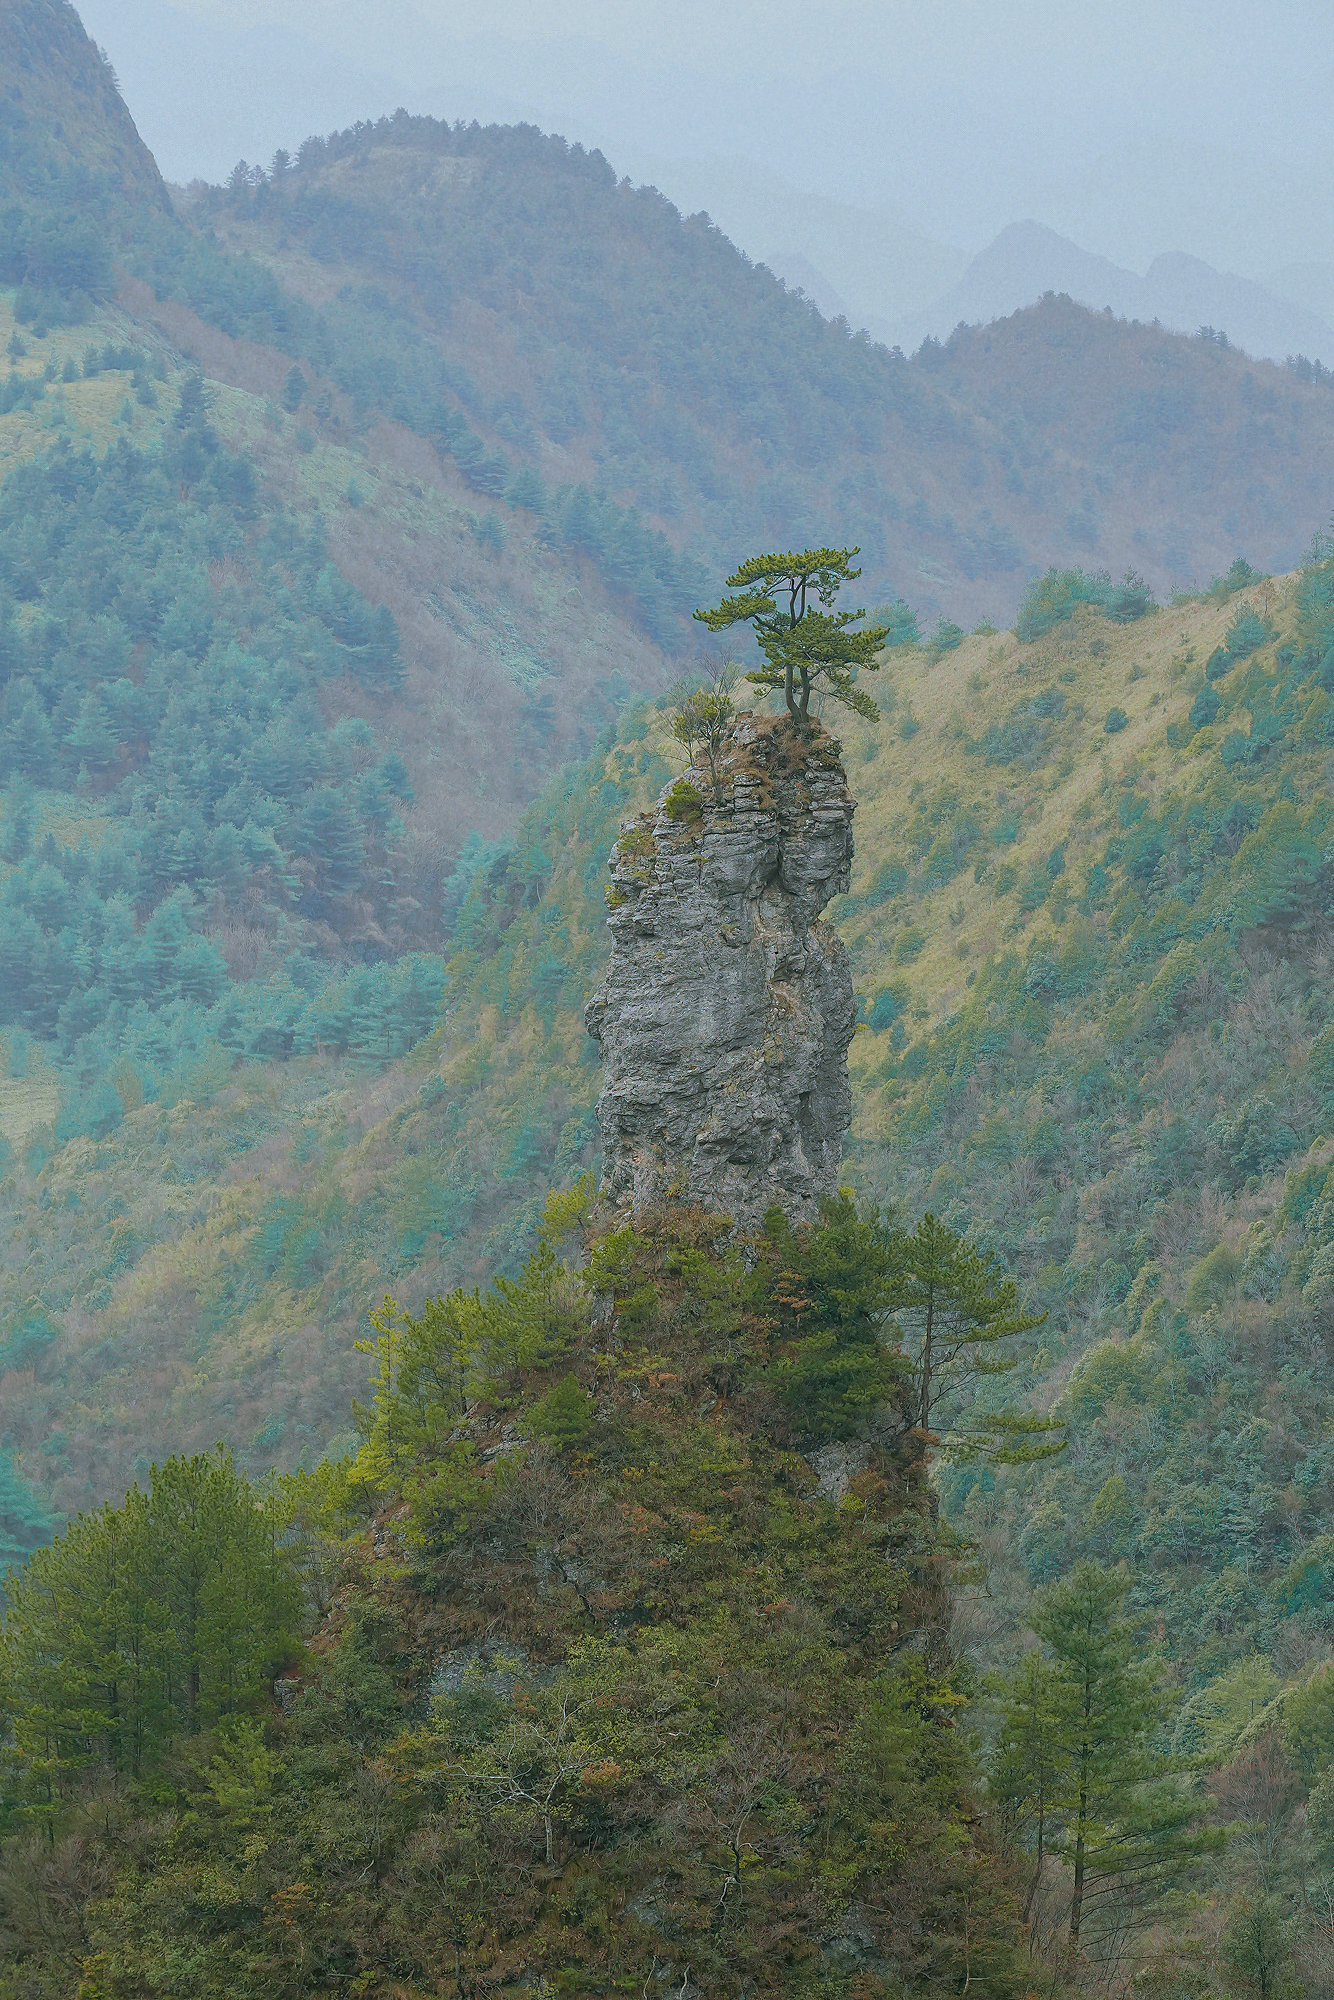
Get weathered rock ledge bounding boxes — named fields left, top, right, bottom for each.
left=585, top=712, right=856, bottom=1230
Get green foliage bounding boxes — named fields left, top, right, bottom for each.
left=1282, top=1663, right=1334, bottom=1776
left=1105, top=704, right=1130, bottom=733
left=670, top=664, right=737, bottom=795
left=1307, top=1023, right=1334, bottom=1110
left=1015, top=565, right=1155, bottom=642
left=527, top=1371, right=594, bottom=1447
left=1225, top=605, right=1270, bottom=661
left=1222, top=1898, right=1293, bottom=2000
left=0, top=1448, right=301, bottom=1817
left=695, top=547, right=890, bottom=721
left=875, top=597, right=921, bottom=646
left=1207, top=556, right=1265, bottom=601
left=1016, top=566, right=1102, bottom=640
left=1190, top=681, right=1222, bottom=729
left=663, top=775, right=704, bottom=822
left=0, top=1204, right=1025, bottom=1996
left=0, top=401, right=436, bottom=1122
left=1011, top=1561, right=1212, bottom=1965
left=765, top=1195, right=907, bottom=1441
left=0, top=1448, right=53, bottom=1577
left=888, top=1211, right=1049, bottom=1439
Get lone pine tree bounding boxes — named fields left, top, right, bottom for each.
left=694, top=546, right=891, bottom=721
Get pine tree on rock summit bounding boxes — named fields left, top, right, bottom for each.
left=694, top=546, right=891, bottom=721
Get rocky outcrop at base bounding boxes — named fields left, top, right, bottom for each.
left=585, top=712, right=856, bottom=1230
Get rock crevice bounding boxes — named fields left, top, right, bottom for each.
left=585, top=713, right=856, bottom=1229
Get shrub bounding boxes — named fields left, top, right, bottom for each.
left=528, top=1372, right=593, bottom=1448
left=1104, top=707, right=1129, bottom=734
left=1102, top=570, right=1154, bottom=622
left=867, top=984, right=908, bottom=1033
left=1015, top=567, right=1099, bottom=642
left=1224, top=606, right=1268, bottom=660
left=663, top=778, right=703, bottom=824
left=875, top=599, right=920, bottom=647
left=1207, top=555, right=1263, bottom=601
left=1189, top=683, right=1221, bottom=730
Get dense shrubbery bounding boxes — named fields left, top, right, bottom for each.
left=1015, top=565, right=1155, bottom=641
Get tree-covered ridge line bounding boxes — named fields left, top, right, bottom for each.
left=0, top=0, right=167, bottom=230
left=109, top=180, right=711, bottom=653
left=147, top=112, right=1334, bottom=635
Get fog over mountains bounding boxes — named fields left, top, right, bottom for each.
left=860, top=221, right=1334, bottom=367
left=71, top=0, right=1334, bottom=374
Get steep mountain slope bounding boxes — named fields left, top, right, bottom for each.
left=4, top=541, right=1331, bottom=1548
left=125, top=113, right=1334, bottom=630
left=0, top=0, right=166, bottom=210
left=10, top=538, right=1334, bottom=1985
left=0, top=1207, right=1027, bottom=1999
left=6, top=0, right=1334, bottom=1566
left=917, top=296, right=1334, bottom=587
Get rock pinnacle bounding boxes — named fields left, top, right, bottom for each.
left=585, top=712, right=857, bottom=1229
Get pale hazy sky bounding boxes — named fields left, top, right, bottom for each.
left=76, top=0, right=1334, bottom=281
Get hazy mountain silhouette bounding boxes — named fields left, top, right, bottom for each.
left=886, top=220, right=1334, bottom=365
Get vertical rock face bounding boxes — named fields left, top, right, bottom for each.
left=585, top=713, right=856, bottom=1230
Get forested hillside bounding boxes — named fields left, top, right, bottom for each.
left=7, top=0, right=1334, bottom=1984
left=155, top=114, right=1334, bottom=634
left=0, top=1199, right=1039, bottom=1998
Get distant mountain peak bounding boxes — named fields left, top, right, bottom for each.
left=888, top=217, right=1334, bottom=367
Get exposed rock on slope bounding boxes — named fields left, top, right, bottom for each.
left=586, top=713, right=856, bottom=1228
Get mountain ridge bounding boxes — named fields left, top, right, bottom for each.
left=0, top=0, right=166, bottom=210
left=885, top=219, right=1334, bottom=367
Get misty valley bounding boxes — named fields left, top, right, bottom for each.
left=4, top=1, right=1334, bottom=1995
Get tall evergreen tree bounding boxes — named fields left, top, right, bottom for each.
left=1032, top=1560, right=1211, bottom=1969
left=889, top=1212, right=1048, bottom=1436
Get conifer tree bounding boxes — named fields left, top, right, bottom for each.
left=1032, top=1560, right=1212, bottom=1969
left=694, top=547, right=890, bottom=721
left=993, top=1650, right=1064, bottom=1922
left=889, top=1212, right=1048, bottom=1436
